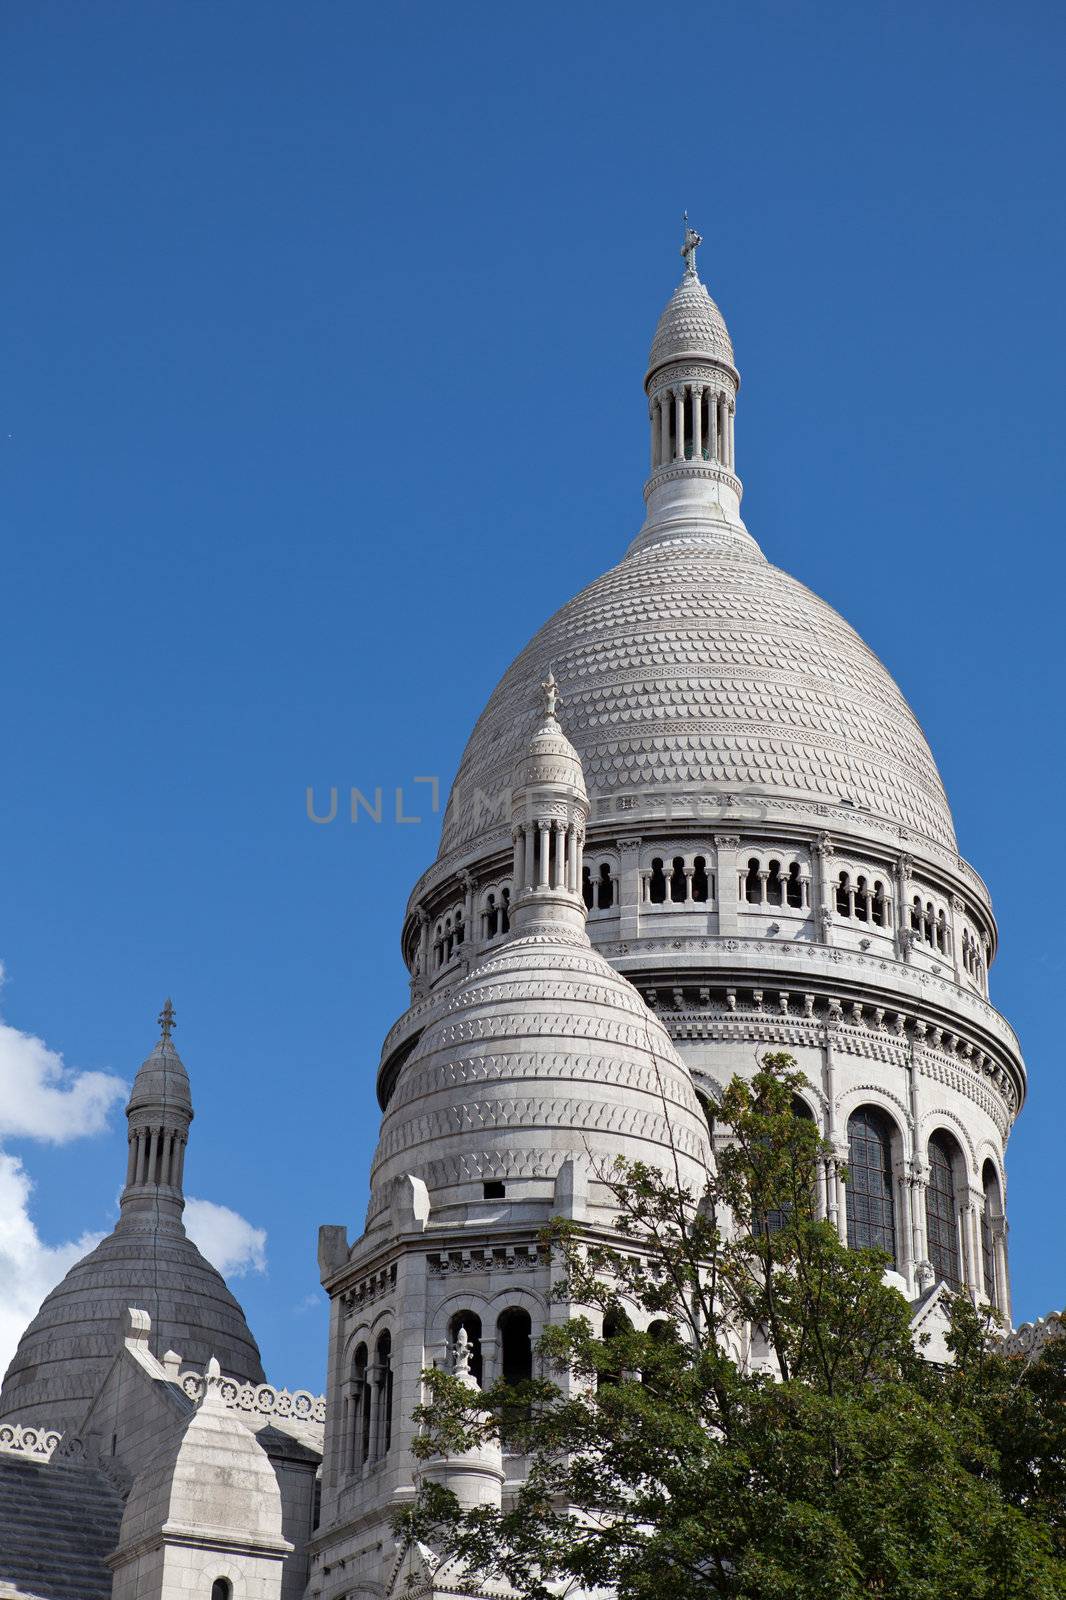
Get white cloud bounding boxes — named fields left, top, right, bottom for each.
left=184, top=1197, right=267, bottom=1278
left=0, top=985, right=126, bottom=1143
left=0, top=1150, right=105, bottom=1382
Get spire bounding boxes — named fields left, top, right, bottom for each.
left=628, top=224, right=759, bottom=561
left=509, top=680, right=589, bottom=938
left=118, top=1000, right=194, bottom=1229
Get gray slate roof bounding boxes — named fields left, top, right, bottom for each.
left=0, top=1455, right=122, bottom=1600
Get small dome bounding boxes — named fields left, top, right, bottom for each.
left=0, top=1010, right=266, bottom=1435
left=512, top=711, right=587, bottom=801
left=369, top=928, right=711, bottom=1224
left=647, top=271, right=735, bottom=378
left=126, top=1034, right=192, bottom=1117
left=0, top=1227, right=266, bottom=1434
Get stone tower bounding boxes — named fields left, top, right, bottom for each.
left=311, top=684, right=710, bottom=1596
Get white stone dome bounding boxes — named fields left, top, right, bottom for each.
left=438, top=538, right=956, bottom=860
left=647, top=270, right=736, bottom=376
left=369, top=928, right=711, bottom=1225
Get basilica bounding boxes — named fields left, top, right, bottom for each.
left=0, top=231, right=1052, bottom=1600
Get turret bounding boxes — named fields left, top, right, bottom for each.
left=632, top=217, right=758, bottom=557
left=118, top=998, right=192, bottom=1231
left=509, top=671, right=589, bottom=938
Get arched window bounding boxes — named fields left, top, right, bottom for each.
left=374, top=1330, right=394, bottom=1457
left=836, top=871, right=851, bottom=916
left=484, top=892, right=499, bottom=938
left=582, top=865, right=594, bottom=910
left=926, top=1133, right=961, bottom=1289
left=500, top=887, right=510, bottom=933
left=854, top=876, right=869, bottom=922
left=691, top=855, right=709, bottom=903
left=498, top=1307, right=533, bottom=1386
left=786, top=862, right=803, bottom=908
left=600, top=1307, right=632, bottom=1387
left=762, top=1098, right=815, bottom=1236
left=745, top=857, right=761, bottom=904
left=911, top=896, right=922, bottom=932
left=846, top=1106, right=897, bottom=1264
left=350, top=1342, right=369, bottom=1469
left=871, top=880, right=886, bottom=927
left=596, top=862, right=614, bottom=910
left=648, top=858, right=667, bottom=904
left=211, top=1583, right=232, bottom=1600
left=497, top=1306, right=533, bottom=1445
left=669, top=856, right=687, bottom=902
left=981, top=1161, right=1001, bottom=1307
left=448, top=1310, right=483, bottom=1385
left=764, top=859, right=781, bottom=906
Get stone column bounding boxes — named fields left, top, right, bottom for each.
left=707, top=390, right=718, bottom=461
left=537, top=822, right=550, bottom=887
left=963, top=1186, right=984, bottom=1300
left=950, top=897, right=966, bottom=983
left=727, top=399, right=735, bottom=468
left=992, top=1217, right=1011, bottom=1322
left=893, top=1158, right=912, bottom=1284
left=812, top=834, right=835, bottom=947
left=895, top=853, right=913, bottom=961
left=714, top=835, right=740, bottom=935
left=552, top=820, right=566, bottom=890
left=618, top=836, right=642, bottom=942
left=717, top=394, right=728, bottom=466
left=650, top=403, right=658, bottom=473
left=513, top=829, right=525, bottom=896
left=660, top=393, right=671, bottom=466
left=692, top=386, right=703, bottom=460
left=673, top=388, right=685, bottom=461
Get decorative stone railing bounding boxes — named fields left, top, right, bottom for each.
left=179, top=1371, right=325, bottom=1425
left=1000, top=1310, right=1065, bottom=1362
left=0, top=1423, right=62, bottom=1459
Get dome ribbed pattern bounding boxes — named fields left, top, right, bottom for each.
left=0, top=1227, right=266, bottom=1434
left=369, top=932, right=710, bottom=1219
left=648, top=273, right=735, bottom=373
left=439, top=543, right=955, bottom=856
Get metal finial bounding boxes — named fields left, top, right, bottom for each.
left=681, top=213, right=702, bottom=277
left=541, top=669, right=560, bottom=720
left=157, top=997, right=176, bottom=1041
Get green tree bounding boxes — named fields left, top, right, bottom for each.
left=402, top=1054, right=1066, bottom=1599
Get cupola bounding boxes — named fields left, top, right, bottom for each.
left=634, top=218, right=757, bottom=557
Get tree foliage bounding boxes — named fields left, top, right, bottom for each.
left=401, top=1054, right=1066, bottom=1599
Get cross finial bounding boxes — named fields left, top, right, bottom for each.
left=157, top=997, right=176, bottom=1041
left=541, top=669, right=560, bottom=720
left=681, top=212, right=702, bottom=277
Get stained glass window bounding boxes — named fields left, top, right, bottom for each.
left=846, top=1106, right=896, bottom=1263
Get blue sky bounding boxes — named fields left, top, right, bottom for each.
left=0, top=1, right=1063, bottom=1390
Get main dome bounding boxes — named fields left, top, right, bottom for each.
left=438, top=539, right=956, bottom=859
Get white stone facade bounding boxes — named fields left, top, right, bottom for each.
left=309, top=238, right=1025, bottom=1598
